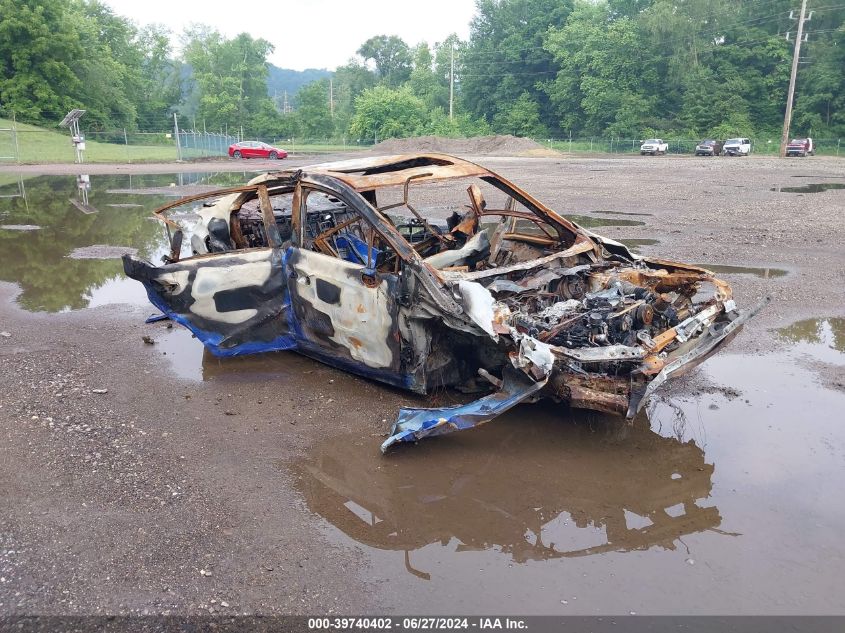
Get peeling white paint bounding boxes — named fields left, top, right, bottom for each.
left=154, top=270, right=191, bottom=296
left=292, top=250, right=395, bottom=368
left=187, top=251, right=274, bottom=324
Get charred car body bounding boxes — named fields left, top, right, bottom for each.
left=124, top=154, right=766, bottom=451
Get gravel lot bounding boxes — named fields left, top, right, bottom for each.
left=1, top=154, right=843, bottom=617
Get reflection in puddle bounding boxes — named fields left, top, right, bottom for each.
left=0, top=172, right=251, bottom=312
left=771, top=183, right=845, bottom=194
left=68, top=245, right=139, bottom=260
left=776, top=317, right=845, bottom=360
left=147, top=325, right=312, bottom=383
left=292, top=409, right=722, bottom=575
left=287, top=339, right=845, bottom=609
left=693, top=263, right=788, bottom=278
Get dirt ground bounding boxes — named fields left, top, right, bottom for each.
left=1, top=154, right=844, bottom=617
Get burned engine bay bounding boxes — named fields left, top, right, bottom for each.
left=123, top=154, right=768, bottom=451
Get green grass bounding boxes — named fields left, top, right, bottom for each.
left=0, top=118, right=177, bottom=163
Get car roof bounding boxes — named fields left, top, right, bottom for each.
left=254, top=153, right=492, bottom=192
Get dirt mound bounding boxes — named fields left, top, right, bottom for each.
left=371, top=135, right=560, bottom=157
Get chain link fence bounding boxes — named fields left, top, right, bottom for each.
left=0, top=126, right=376, bottom=164
left=535, top=137, right=843, bottom=156
left=1, top=124, right=842, bottom=163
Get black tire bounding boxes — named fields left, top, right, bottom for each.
left=269, top=151, right=278, bottom=160
left=233, top=150, right=241, bottom=159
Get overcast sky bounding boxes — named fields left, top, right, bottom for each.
left=104, top=0, right=478, bottom=71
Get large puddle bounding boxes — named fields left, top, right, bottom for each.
left=0, top=172, right=254, bottom=312
left=288, top=318, right=845, bottom=614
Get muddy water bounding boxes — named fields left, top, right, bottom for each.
left=566, top=214, right=645, bottom=228
left=620, top=238, right=660, bottom=251
left=0, top=172, right=252, bottom=312
left=146, top=325, right=320, bottom=383
left=593, top=210, right=653, bottom=217
left=777, top=317, right=845, bottom=358
left=693, top=263, right=789, bottom=279
left=290, top=318, right=845, bottom=614
left=771, top=183, right=845, bottom=194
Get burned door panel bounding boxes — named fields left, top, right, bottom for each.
left=285, top=248, right=405, bottom=383
left=123, top=247, right=294, bottom=356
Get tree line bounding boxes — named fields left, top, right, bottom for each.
left=1, top=0, right=843, bottom=141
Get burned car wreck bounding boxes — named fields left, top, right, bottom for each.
left=123, top=153, right=767, bottom=451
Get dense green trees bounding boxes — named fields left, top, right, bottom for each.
left=537, top=0, right=842, bottom=138
left=0, top=0, right=178, bottom=130
left=1, top=0, right=843, bottom=140
left=181, top=28, right=276, bottom=133
left=0, top=0, right=85, bottom=123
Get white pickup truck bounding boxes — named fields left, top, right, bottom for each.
left=640, top=139, right=668, bottom=155
left=723, top=138, right=751, bottom=156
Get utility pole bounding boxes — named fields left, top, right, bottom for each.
left=780, top=0, right=811, bottom=157
left=330, top=78, right=334, bottom=118
left=283, top=91, right=290, bottom=114
left=449, top=41, right=455, bottom=121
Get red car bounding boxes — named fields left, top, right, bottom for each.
left=228, top=141, right=288, bottom=160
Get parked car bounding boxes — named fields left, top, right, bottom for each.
left=124, top=153, right=765, bottom=451
left=640, top=139, right=668, bottom=155
left=785, top=138, right=814, bottom=157
left=723, top=138, right=751, bottom=156
left=228, top=141, right=288, bottom=160
left=694, top=139, right=723, bottom=156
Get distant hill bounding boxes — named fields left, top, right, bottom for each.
left=267, top=66, right=332, bottom=101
